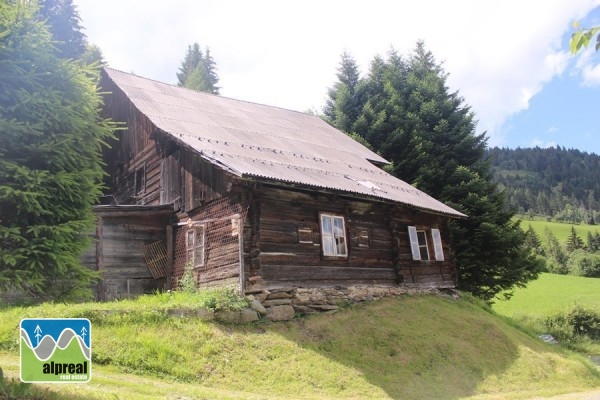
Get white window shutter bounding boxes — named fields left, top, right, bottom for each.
left=408, top=226, right=421, bottom=260
left=431, top=228, right=444, bottom=261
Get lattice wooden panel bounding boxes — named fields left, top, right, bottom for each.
left=143, top=240, right=170, bottom=279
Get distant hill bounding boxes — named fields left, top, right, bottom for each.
left=486, top=146, right=600, bottom=223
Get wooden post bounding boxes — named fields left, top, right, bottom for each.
left=166, top=224, right=173, bottom=290
left=96, top=216, right=105, bottom=301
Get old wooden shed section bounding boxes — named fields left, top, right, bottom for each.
left=96, top=67, right=466, bottom=301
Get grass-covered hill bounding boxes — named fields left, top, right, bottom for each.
left=1, top=292, right=599, bottom=399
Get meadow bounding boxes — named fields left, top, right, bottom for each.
left=518, top=217, right=600, bottom=242
left=2, top=290, right=600, bottom=400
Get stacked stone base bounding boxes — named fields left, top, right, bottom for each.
left=247, top=285, right=456, bottom=321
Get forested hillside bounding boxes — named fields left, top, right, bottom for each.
left=487, top=146, right=600, bottom=223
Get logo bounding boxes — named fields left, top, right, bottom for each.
left=20, top=318, right=91, bottom=383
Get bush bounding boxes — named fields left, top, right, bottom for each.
left=567, top=250, right=600, bottom=277
left=544, top=305, right=600, bottom=341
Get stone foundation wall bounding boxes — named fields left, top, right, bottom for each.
left=247, top=285, right=457, bottom=321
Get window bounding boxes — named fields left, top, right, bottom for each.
left=320, top=214, right=347, bottom=257
left=185, top=226, right=205, bottom=268
left=298, top=226, right=313, bottom=243
left=408, top=226, right=444, bottom=261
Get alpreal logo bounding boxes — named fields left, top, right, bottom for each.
left=20, top=318, right=91, bottom=383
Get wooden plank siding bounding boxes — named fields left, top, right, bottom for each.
left=245, top=185, right=456, bottom=291
left=88, top=206, right=173, bottom=300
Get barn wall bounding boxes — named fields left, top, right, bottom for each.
left=245, top=185, right=456, bottom=291
left=172, top=194, right=248, bottom=291
left=91, top=207, right=172, bottom=300
left=100, top=74, right=164, bottom=206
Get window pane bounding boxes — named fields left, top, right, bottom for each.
left=417, top=231, right=427, bottom=246
left=321, top=215, right=333, bottom=235
left=336, top=236, right=347, bottom=255
left=419, top=246, right=429, bottom=260
left=333, top=217, right=344, bottom=237
left=323, top=236, right=335, bottom=256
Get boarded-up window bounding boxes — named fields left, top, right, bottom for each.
left=298, top=226, right=313, bottom=243
left=320, top=214, right=347, bottom=257
left=358, top=230, right=370, bottom=248
left=186, top=226, right=205, bottom=268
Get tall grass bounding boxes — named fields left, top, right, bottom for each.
left=2, top=293, right=599, bottom=399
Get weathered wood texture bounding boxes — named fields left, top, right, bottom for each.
left=245, top=185, right=456, bottom=291
left=172, top=195, right=246, bottom=290
left=101, top=75, right=164, bottom=206
left=89, top=206, right=172, bottom=300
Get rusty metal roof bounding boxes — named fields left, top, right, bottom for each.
left=103, top=68, right=465, bottom=218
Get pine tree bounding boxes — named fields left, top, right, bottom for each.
left=323, top=51, right=364, bottom=132
left=326, top=42, right=542, bottom=301
left=566, top=226, right=585, bottom=252
left=0, top=1, right=115, bottom=300
left=177, top=43, right=203, bottom=86
left=176, top=43, right=219, bottom=94
left=36, top=0, right=86, bottom=59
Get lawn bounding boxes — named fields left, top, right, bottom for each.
left=2, top=292, right=600, bottom=399
left=493, top=273, right=600, bottom=317
left=518, top=218, right=600, bottom=242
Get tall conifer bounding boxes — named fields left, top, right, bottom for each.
left=325, top=42, right=543, bottom=301
left=0, top=1, right=115, bottom=300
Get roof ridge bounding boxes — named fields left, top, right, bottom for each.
left=104, top=67, right=324, bottom=119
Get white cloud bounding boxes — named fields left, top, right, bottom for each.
left=74, top=0, right=600, bottom=145
left=548, top=126, right=560, bottom=133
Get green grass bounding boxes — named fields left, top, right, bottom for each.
left=2, top=292, right=600, bottom=399
left=493, top=273, right=600, bottom=355
left=518, top=217, right=600, bottom=242
left=493, top=273, right=600, bottom=317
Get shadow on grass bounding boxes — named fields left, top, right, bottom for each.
left=265, top=295, right=522, bottom=400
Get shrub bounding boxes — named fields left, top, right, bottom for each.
left=544, top=305, right=600, bottom=341
left=567, top=250, right=600, bottom=278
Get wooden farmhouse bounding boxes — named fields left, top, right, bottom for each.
left=91, top=67, right=466, bottom=303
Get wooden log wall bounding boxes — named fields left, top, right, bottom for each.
left=90, top=207, right=172, bottom=300
left=389, top=209, right=457, bottom=287
left=100, top=74, right=164, bottom=206
left=172, top=193, right=246, bottom=290
left=245, top=185, right=457, bottom=291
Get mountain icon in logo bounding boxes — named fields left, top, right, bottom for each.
left=20, top=318, right=91, bottom=383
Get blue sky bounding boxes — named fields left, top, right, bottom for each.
left=74, top=0, right=600, bottom=154
left=499, top=6, right=600, bottom=153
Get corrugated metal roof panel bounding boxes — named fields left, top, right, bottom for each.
left=104, top=67, right=466, bottom=218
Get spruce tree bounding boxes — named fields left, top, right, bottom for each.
left=0, top=1, right=115, bottom=300
left=325, top=42, right=543, bottom=301
left=176, top=43, right=220, bottom=94
left=323, top=51, right=364, bottom=132
left=566, top=226, right=585, bottom=252
left=177, top=43, right=203, bottom=86
left=36, top=0, right=86, bottom=59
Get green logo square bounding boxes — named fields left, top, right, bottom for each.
left=20, top=318, right=91, bottom=383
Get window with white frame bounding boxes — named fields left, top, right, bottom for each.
left=185, top=225, right=205, bottom=268
left=408, top=226, right=444, bottom=261
left=320, top=213, right=347, bottom=257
